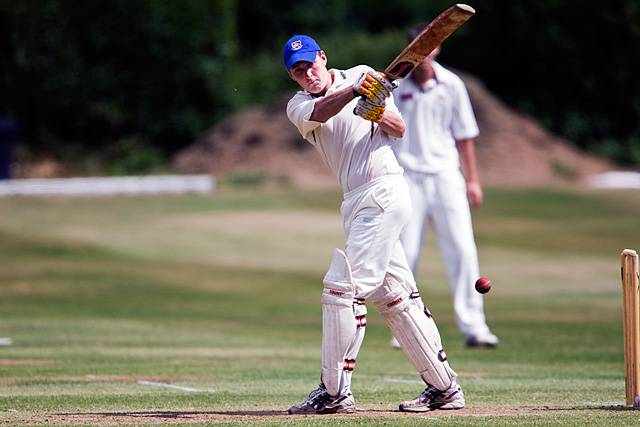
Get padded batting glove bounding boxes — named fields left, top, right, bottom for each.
left=354, top=97, right=385, bottom=123
left=353, top=71, right=394, bottom=105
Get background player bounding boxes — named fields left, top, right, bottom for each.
left=391, top=24, right=498, bottom=348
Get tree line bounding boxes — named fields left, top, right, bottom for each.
left=1, top=0, right=638, bottom=173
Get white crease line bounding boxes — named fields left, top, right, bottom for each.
left=137, top=380, right=214, bottom=393
left=382, top=377, right=423, bottom=385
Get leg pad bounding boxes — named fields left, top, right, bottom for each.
left=371, top=275, right=456, bottom=390
left=321, top=249, right=366, bottom=396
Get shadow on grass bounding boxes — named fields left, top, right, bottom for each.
left=51, top=405, right=640, bottom=423
left=56, top=410, right=287, bottom=418
left=540, top=405, right=640, bottom=412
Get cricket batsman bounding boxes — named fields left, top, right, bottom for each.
left=283, top=34, right=465, bottom=414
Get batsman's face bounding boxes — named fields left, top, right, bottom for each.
left=289, top=51, right=331, bottom=95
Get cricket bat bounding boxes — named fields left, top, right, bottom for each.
left=384, top=4, right=475, bottom=81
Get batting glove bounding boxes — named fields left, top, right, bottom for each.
left=354, top=97, right=385, bottom=123
left=353, top=71, right=394, bottom=105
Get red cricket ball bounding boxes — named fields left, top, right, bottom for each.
left=475, top=276, right=492, bottom=294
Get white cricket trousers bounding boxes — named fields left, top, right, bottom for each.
left=401, top=168, right=490, bottom=338
left=341, top=173, right=417, bottom=299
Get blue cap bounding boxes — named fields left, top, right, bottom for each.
left=283, top=35, right=321, bottom=71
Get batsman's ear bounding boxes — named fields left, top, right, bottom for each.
left=318, top=50, right=327, bottom=65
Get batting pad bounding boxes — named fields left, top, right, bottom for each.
left=321, top=249, right=360, bottom=396
left=341, top=300, right=367, bottom=394
left=371, top=277, right=456, bottom=390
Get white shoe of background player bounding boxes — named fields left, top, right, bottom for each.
left=465, top=331, right=499, bottom=348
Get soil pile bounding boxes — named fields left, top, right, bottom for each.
left=173, top=72, right=613, bottom=188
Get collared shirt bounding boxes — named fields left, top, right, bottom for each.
left=287, top=65, right=404, bottom=193
left=393, top=62, right=479, bottom=174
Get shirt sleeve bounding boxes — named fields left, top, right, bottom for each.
left=286, top=93, right=322, bottom=141
left=386, top=92, right=402, bottom=116
left=450, top=79, right=480, bottom=141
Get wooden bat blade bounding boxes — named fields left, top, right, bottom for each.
left=384, top=4, right=475, bottom=80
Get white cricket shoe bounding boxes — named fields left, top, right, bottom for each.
left=288, top=383, right=356, bottom=415
left=389, top=336, right=401, bottom=349
left=399, top=382, right=465, bottom=412
left=465, top=331, right=499, bottom=348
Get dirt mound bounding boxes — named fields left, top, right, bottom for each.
left=461, top=71, right=612, bottom=186
left=173, top=96, right=335, bottom=189
left=173, top=73, right=613, bottom=188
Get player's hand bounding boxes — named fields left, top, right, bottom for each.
left=354, top=97, right=385, bottom=123
left=353, top=71, right=394, bottom=105
left=466, top=180, right=483, bottom=208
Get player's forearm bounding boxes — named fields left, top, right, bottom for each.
left=457, top=138, right=483, bottom=208
left=379, top=110, right=405, bottom=139
left=309, top=87, right=356, bottom=123
left=456, top=138, right=479, bottom=183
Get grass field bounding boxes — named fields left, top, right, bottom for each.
left=1, top=185, right=640, bottom=426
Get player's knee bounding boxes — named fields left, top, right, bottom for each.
left=322, top=248, right=355, bottom=306
left=370, top=275, right=411, bottom=315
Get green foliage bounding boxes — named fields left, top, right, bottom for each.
left=58, top=137, right=167, bottom=176
left=1, top=0, right=220, bottom=154
left=450, top=0, right=640, bottom=164
left=320, top=30, right=407, bottom=71
left=593, top=135, right=640, bottom=165
left=1, top=0, right=639, bottom=167
left=103, top=137, right=166, bottom=175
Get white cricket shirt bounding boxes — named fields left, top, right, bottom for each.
left=393, top=62, right=479, bottom=174
left=287, top=65, right=404, bottom=193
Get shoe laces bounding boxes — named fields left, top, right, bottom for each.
left=304, top=384, right=331, bottom=407
left=307, top=384, right=325, bottom=398
left=419, top=385, right=443, bottom=402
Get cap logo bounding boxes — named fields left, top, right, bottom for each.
left=291, top=40, right=303, bottom=50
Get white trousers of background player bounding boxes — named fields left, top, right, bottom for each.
left=400, top=168, right=491, bottom=339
